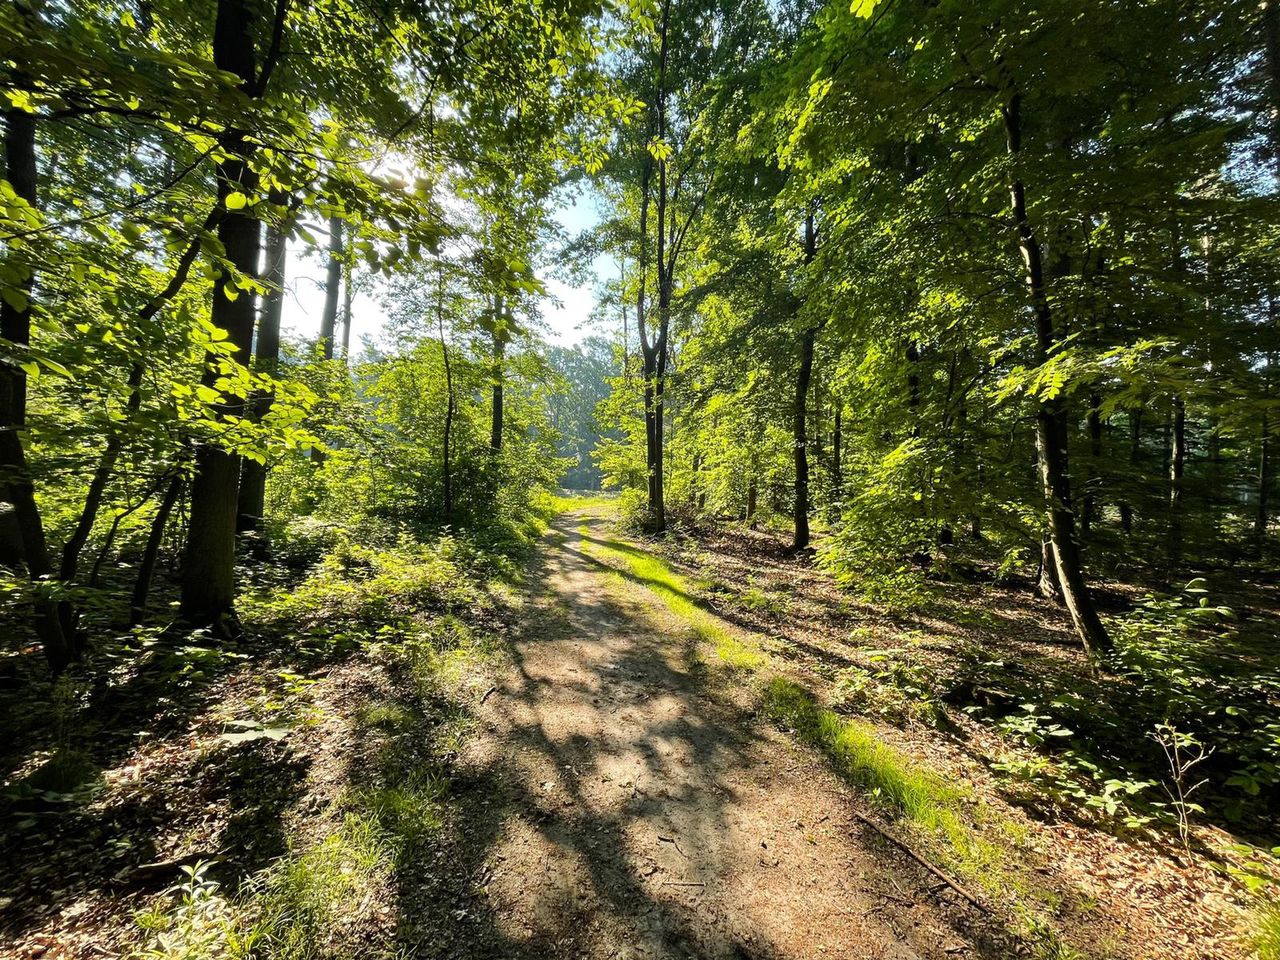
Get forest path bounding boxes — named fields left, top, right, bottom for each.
left=430, top=507, right=992, bottom=960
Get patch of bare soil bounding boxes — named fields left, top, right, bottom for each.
left=662, top=519, right=1273, bottom=960
left=433, top=510, right=1010, bottom=960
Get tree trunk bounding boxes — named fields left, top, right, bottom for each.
left=237, top=194, right=289, bottom=531
left=1, top=88, right=74, bottom=671
left=636, top=0, right=671, bottom=534
left=1120, top=408, right=1141, bottom=534
left=1003, top=89, right=1111, bottom=658
left=319, top=214, right=342, bottom=359
left=180, top=0, right=266, bottom=631
left=793, top=209, right=818, bottom=551
left=66, top=214, right=217, bottom=574
left=1168, top=395, right=1186, bottom=565
left=490, top=297, right=505, bottom=453
left=1037, top=539, right=1063, bottom=601
left=832, top=403, right=842, bottom=501
left=131, top=469, right=183, bottom=626
left=1259, top=0, right=1280, bottom=548
left=906, top=340, right=921, bottom=436
left=1258, top=412, right=1272, bottom=544
left=440, top=286, right=455, bottom=518
left=793, top=326, right=816, bottom=550
left=340, top=255, right=353, bottom=359
left=1081, top=392, right=1103, bottom=538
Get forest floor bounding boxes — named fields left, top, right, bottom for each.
left=441, top=506, right=1002, bottom=959
left=1, top=500, right=1275, bottom=959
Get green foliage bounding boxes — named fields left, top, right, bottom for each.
left=832, top=649, right=942, bottom=726
left=1254, top=899, right=1280, bottom=960
left=957, top=581, right=1280, bottom=831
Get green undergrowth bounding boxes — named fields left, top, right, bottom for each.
left=129, top=528, right=503, bottom=959
left=1255, top=899, right=1280, bottom=960
left=546, top=490, right=617, bottom=513
left=583, top=518, right=1076, bottom=958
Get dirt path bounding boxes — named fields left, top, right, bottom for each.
left=415, top=509, right=1005, bottom=959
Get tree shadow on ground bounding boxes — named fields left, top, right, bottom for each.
left=352, top=512, right=1019, bottom=960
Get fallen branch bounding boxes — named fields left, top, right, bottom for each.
left=852, top=812, right=982, bottom=909
left=658, top=834, right=686, bottom=856
left=662, top=880, right=705, bottom=887
left=480, top=685, right=497, bottom=704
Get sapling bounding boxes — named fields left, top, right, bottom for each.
left=1151, top=722, right=1214, bottom=853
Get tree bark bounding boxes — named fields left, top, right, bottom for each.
left=237, top=194, right=289, bottom=531
left=340, top=255, right=353, bottom=359
left=793, top=325, right=816, bottom=550
left=1, top=86, right=74, bottom=671
left=319, top=214, right=342, bottom=360
left=1259, top=3, right=1280, bottom=547
left=490, top=296, right=505, bottom=453
left=1037, top=539, right=1062, bottom=601
left=832, top=403, right=843, bottom=501
left=1168, top=395, right=1186, bottom=565
left=1258, top=412, right=1272, bottom=544
left=793, top=208, right=818, bottom=551
left=1120, top=407, right=1141, bottom=534
left=131, top=469, right=183, bottom=626
left=180, top=0, right=269, bottom=630
left=439, top=271, right=455, bottom=517
left=1081, top=391, right=1103, bottom=538
left=1003, top=89, right=1111, bottom=658
left=67, top=211, right=221, bottom=577
left=635, top=0, right=671, bottom=533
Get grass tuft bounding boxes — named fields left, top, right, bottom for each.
left=1255, top=899, right=1280, bottom=960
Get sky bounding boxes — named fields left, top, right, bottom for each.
left=276, top=190, right=611, bottom=353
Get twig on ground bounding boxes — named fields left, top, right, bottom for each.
left=658, top=834, right=686, bottom=856
left=480, top=685, right=497, bottom=703
left=662, top=880, right=706, bottom=887
left=852, top=812, right=982, bottom=908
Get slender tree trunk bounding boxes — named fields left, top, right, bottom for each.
left=1120, top=407, right=1141, bottom=534
left=636, top=0, right=671, bottom=533
left=340, top=256, right=353, bottom=359
left=1082, top=391, right=1103, bottom=538
left=1259, top=4, right=1280, bottom=548
left=442, top=386, right=454, bottom=517
left=1, top=88, right=74, bottom=670
left=832, top=404, right=843, bottom=501
left=1168, top=395, right=1186, bottom=565
left=1003, top=90, right=1111, bottom=658
left=793, top=326, right=816, bottom=550
left=66, top=215, right=218, bottom=575
left=906, top=340, right=921, bottom=436
left=1258, top=412, right=1272, bottom=544
left=793, top=209, right=818, bottom=551
left=131, top=469, right=183, bottom=626
left=180, top=0, right=267, bottom=631
left=490, top=296, right=505, bottom=454
left=237, top=194, right=289, bottom=531
left=651, top=370, right=666, bottom=528
left=319, top=214, right=342, bottom=359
